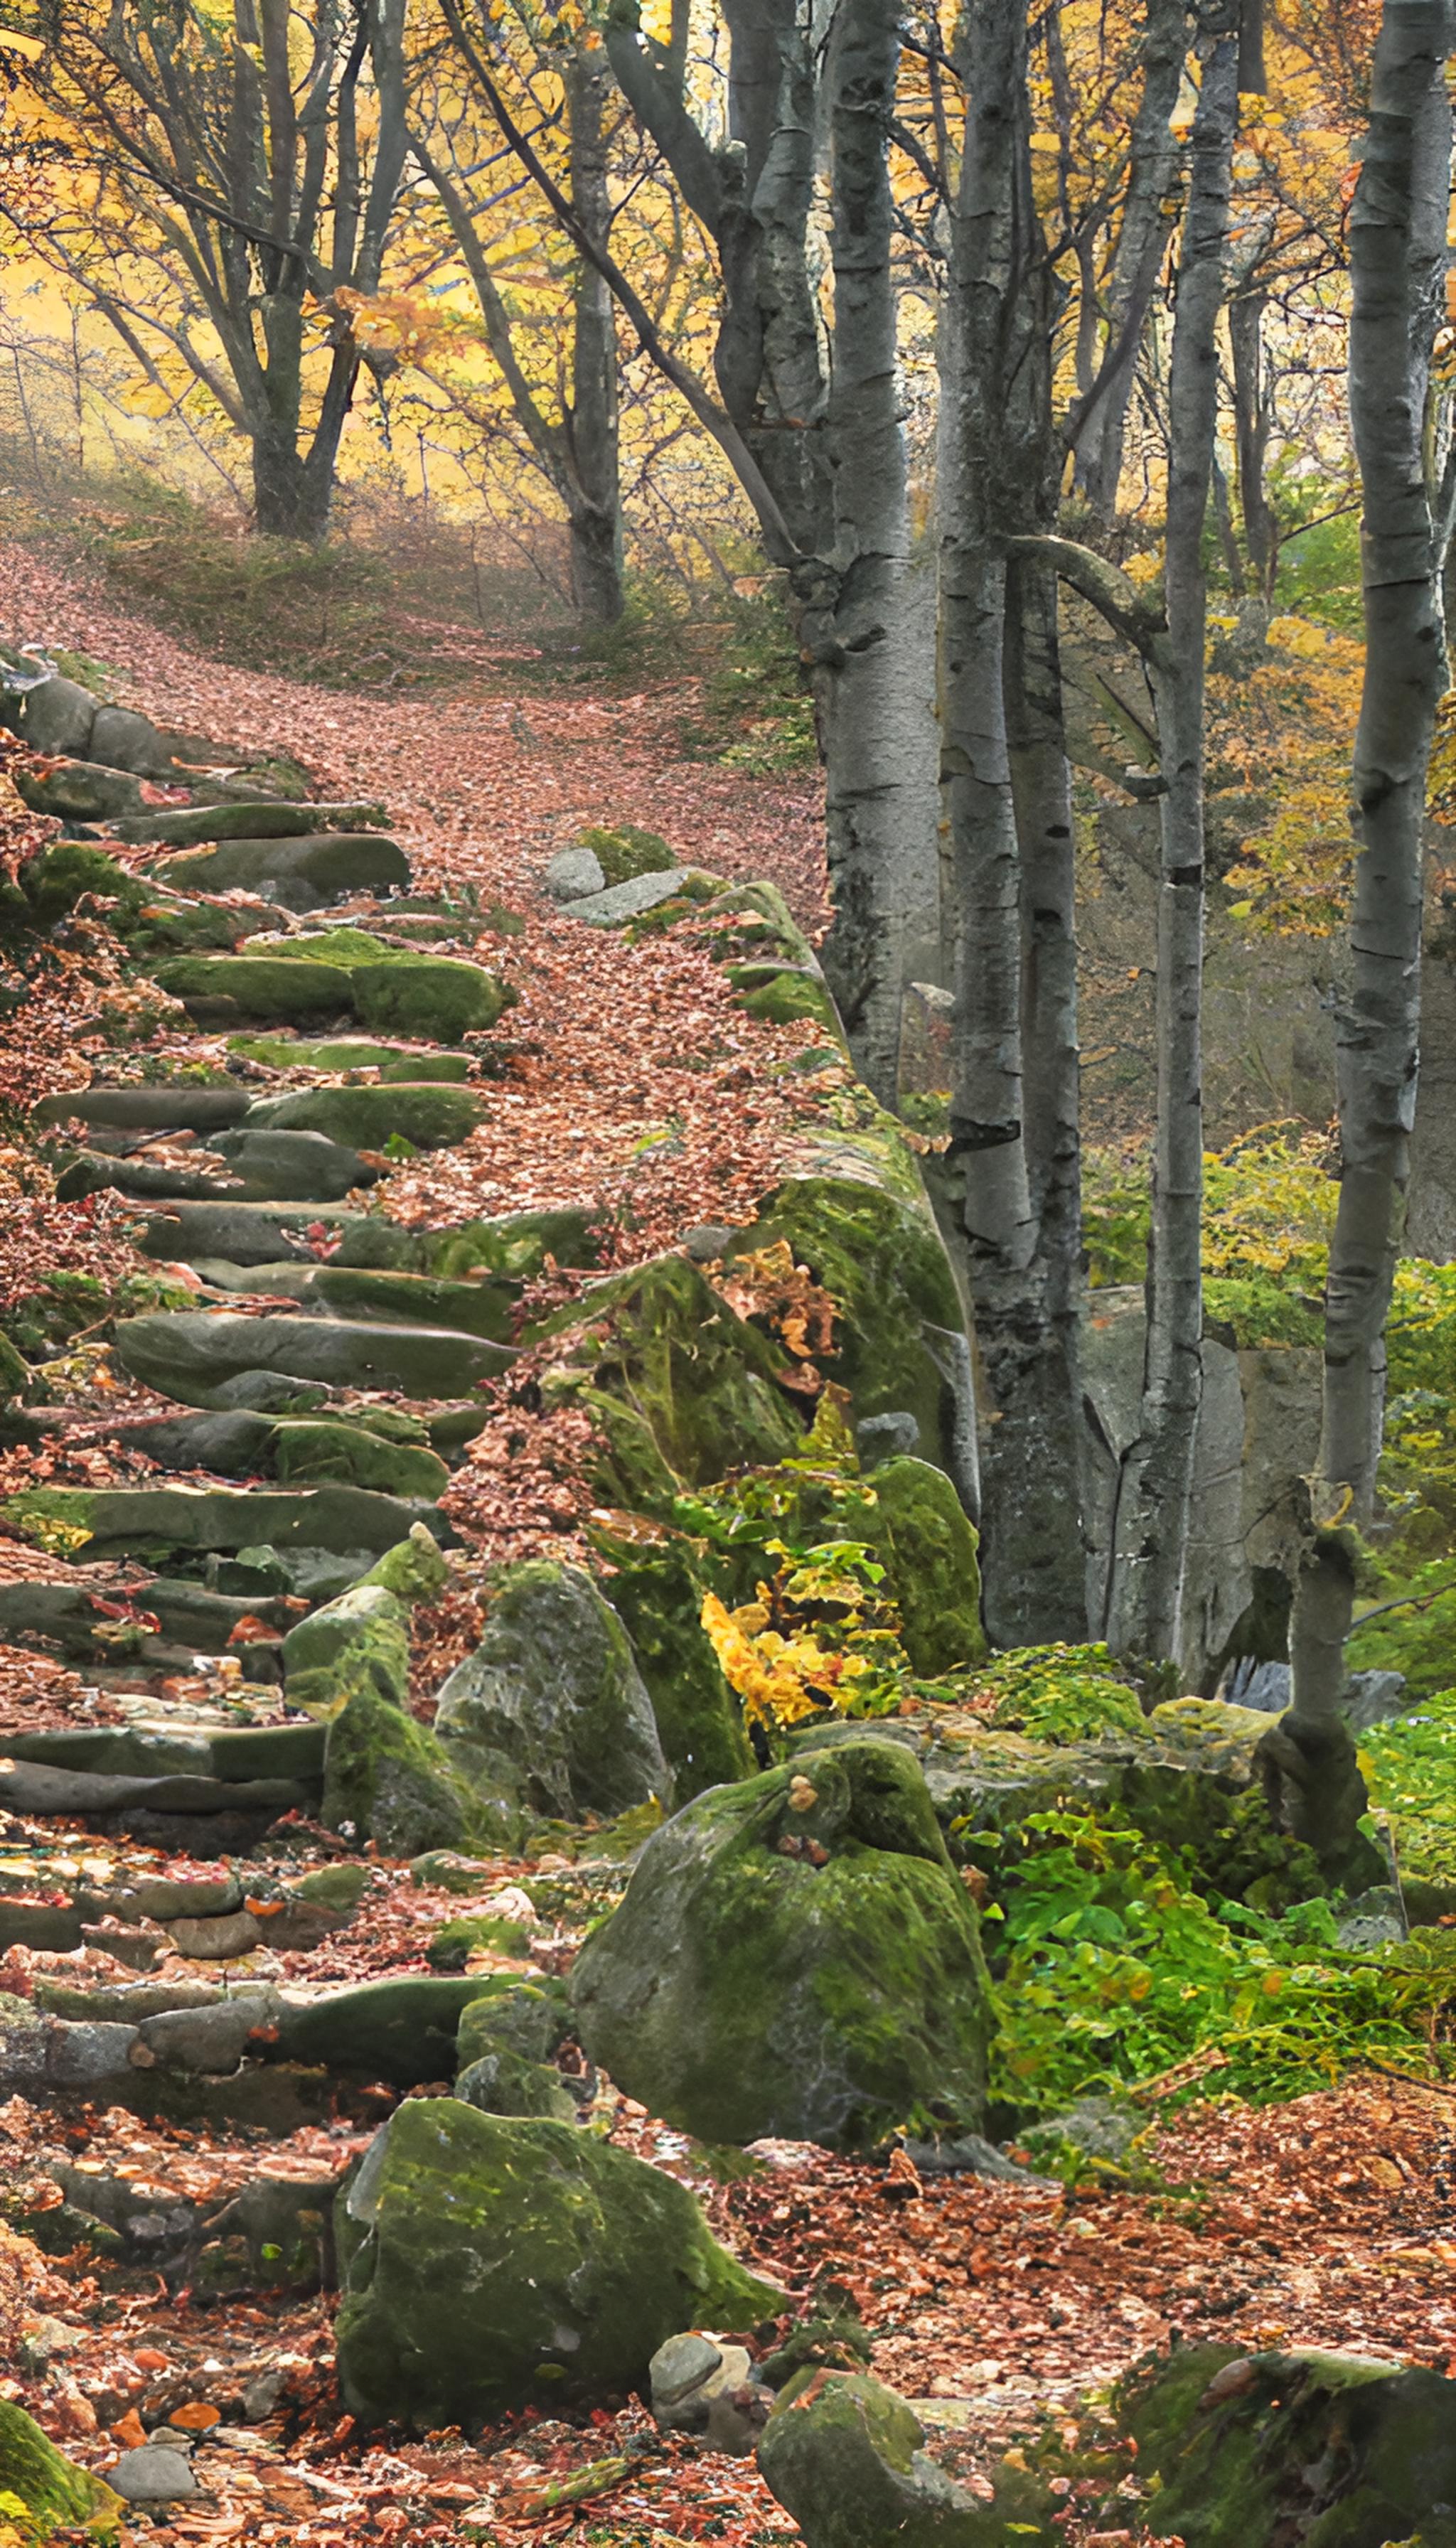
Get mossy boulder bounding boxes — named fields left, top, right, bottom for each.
left=1120, top=2341, right=1456, bottom=2547
left=333, top=2099, right=783, bottom=2428
left=18, top=840, right=143, bottom=929
left=155, top=936, right=509, bottom=1042
left=434, top=1561, right=671, bottom=1821
left=589, top=1522, right=754, bottom=1797
left=729, top=966, right=843, bottom=1037
left=427, top=1912, right=531, bottom=1969
left=282, top=1580, right=411, bottom=1706
left=547, top=1254, right=803, bottom=1502
left=756, top=2370, right=1053, bottom=2548
left=245, top=1082, right=485, bottom=1151
left=0, top=2395, right=124, bottom=2539
left=866, top=1457, right=985, bottom=1674
left=571, top=1737, right=991, bottom=2151
left=574, top=823, right=675, bottom=885
left=728, top=1176, right=963, bottom=1481
left=115, top=1308, right=506, bottom=1403
left=360, top=1524, right=451, bottom=1603
left=0, top=1332, right=28, bottom=1401
left=456, top=1979, right=570, bottom=2070
left=230, top=1034, right=472, bottom=1080
left=301, top=1263, right=517, bottom=1341
left=154, top=953, right=353, bottom=1023
left=321, top=1681, right=508, bottom=1858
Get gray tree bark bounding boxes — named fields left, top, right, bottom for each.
left=1266, top=0, right=1452, bottom=1866
left=813, top=0, right=938, bottom=1098
left=1072, top=0, right=1191, bottom=518
left=936, top=0, right=1088, bottom=1642
left=1104, top=33, right=1239, bottom=1664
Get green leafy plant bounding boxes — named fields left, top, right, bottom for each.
left=960, top=1643, right=1147, bottom=1742
left=1359, top=1688, right=1456, bottom=1892
left=988, top=1809, right=1456, bottom=2118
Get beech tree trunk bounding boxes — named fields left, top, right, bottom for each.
left=1105, top=34, right=1238, bottom=1664
left=937, top=0, right=1088, bottom=1643
left=1074, top=0, right=1191, bottom=518
left=565, top=48, right=626, bottom=624
left=1268, top=0, right=1452, bottom=1866
left=814, top=0, right=938, bottom=1100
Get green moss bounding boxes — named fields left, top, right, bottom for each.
left=692, top=880, right=818, bottom=970
left=547, top=1254, right=803, bottom=1497
left=576, top=822, right=675, bottom=885
left=729, top=968, right=844, bottom=1037
left=427, top=1912, right=532, bottom=1968
left=864, top=1457, right=984, bottom=1674
left=455, top=2047, right=577, bottom=2119
left=0, top=2397, right=124, bottom=2539
left=282, top=1580, right=412, bottom=1703
left=18, top=841, right=142, bottom=930
left=333, top=2099, right=783, bottom=2429
left=275, top=1975, right=510, bottom=2083
left=248, top=1081, right=485, bottom=1151
left=154, top=953, right=351, bottom=1020
left=304, top=1263, right=516, bottom=1340
left=155, top=938, right=510, bottom=1041
left=588, top=1522, right=756, bottom=1797
left=0, top=1333, right=28, bottom=1399
left=729, top=1177, right=962, bottom=1474
left=321, top=1680, right=509, bottom=1859
left=571, top=1738, right=990, bottom=2150
left=294, top=1862, right=371, bottom=1912
left=353, top=960, right=505, bottom=1042
left=1121, top=2343, right=1456, bottom=2548
left=359, top=1525, right=450, bottom=1603
left=455, top=1980, right=570, bottom=2069
left=757, top=2369, right=1050, bottom=2548
left=269, top=1418, right=449, bottom=1498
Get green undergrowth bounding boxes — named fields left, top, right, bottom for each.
left=987, top=1809, right=1456, bottom=2124
left=1085, top=1125, right=1456, bottom=1694
left=1360, top=1688, right=1456, bottom=1891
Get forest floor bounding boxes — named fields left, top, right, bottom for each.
left=0, top=535, right=1453, bottom=2548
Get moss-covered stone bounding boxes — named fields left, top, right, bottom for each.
left=0, top=2396, right=124, bottom=2539
left=246, top=1082, right=485, bottom=1151
left=0, top=1332, right=28, bottom=1401
left=571, top=1737, right=990, bottom=2151
left=282, top=1580, right=411, bottom=1703
left=547, top=1254, right=803, bottom=1499
left=229, top=1034, right=469, bottom=1075
left=328, top=1204, right=599, bottom=1281
left=455, top=1980, right=570, bottom=2070
left=1120, top=2340, right=1456, bottom=2547
left=269, top=1418, right=449, bottom=1498
left=156, top=936, right=510, bottom=1042
left=321, top=1681, right=508, bottom=1859
left=865, top=1457, right=985, bottom=1674
left=293, top=1862, right=371, bottom=1913
left=427, top=1912, right=532, bottom=1968
left=757, top=2370, right=1053, bottom=2548
left=302, top=1263, right=518, bottom=1340
left=728, top=1177, right=962, bottom=1479
left=454, top=2046, right=577, bottom=2119
left=19, top=840, right=143, bottom=930
left=274, top=1975, right=509, bottom=2084
left=574, top=823, right=675, bottom=885
left=589, top=1522, right=755, bottom=1797
left=729, top=967, right=844, bottom=1037
left=154, top=953, right=353, bottom=1022
left=435, top=1560, right=670, bottom=1820
left=333, top=2099, right=783, bottom=2428
left=358, top=1524, right=451, bottom=1603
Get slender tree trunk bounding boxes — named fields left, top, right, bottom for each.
left=566, top=48, right=626, bottom=624
left=1229, top=286, right=1277, bottom=594
left=1268, top=0, right=1452, bottom=1865
left=1074, top=0, right=1191, bottom=518
left=1106, top=34, right=1238, bottom=1665
left=815, top=0, right=936, bottom=1101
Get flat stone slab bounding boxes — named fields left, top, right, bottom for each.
left=31, top=1086, right=252, bottom=1134
left=153, top=833, right=410, bottom=909
left=560, top=869, right=691, bottom=924
left=111, top=801, right=390, bottom=847
left=115, top=1309, right=508, bottom=1401
left=3, top=1473, right=440, bottom=1556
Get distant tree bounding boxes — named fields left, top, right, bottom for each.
left=5, top=0, right=410, bottom=541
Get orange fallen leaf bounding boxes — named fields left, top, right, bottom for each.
left=170, top=2399, right=220, bottom=2430
left=110, top=2408, right=147, bottom=2448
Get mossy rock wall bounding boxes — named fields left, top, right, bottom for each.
left=571, top=1737, right=991, bottom=2150
left=333, top=2099, right=782, bottom=2428
left=589, top=1524, right=756, bottom=1796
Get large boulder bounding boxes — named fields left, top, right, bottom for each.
left=570, top=1737, right=991, bottom=2149
left=321, top=1682, right=501, bottom=1858
left=864, top=1455, right=984, bottom=1674
left=0, top=2396, right=125, bottom=2539
left=333, top=2099, right=782, bottom=2429
left=1120, top=2342, right=1456, bottom=2547
left=434, top=1561, right=671, bottom=1821
left=757, top=2371, right=1052, bottom=2548
left=243, top=1081, right=485, bottom=1151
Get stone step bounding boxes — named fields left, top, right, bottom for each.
left=0, top=1761, right=313, bottom=1819
left=228, top=1035, right=473, bottom=1081
left=1, top=1477, right=444, bottom=1561
left=4, top=1720, right=326, bottom=1783
left=55, top=1129, right=382, bottom=1206
left=148, top=833, right=410, bottom=908
left=111, top=1406, right=451, bottom=1497
left=109, top=801, right=390, bottom=848
left=242, top=1081, right=485, bottom=1151
left=31, top=1086, right=252, bottom=1135
left=154, top=933, right=510, bottom=1042
left=0, top=1577, right=301, bottom=1664
left=115, top=1308, right=508, bottom=1403
left=185, top=1263, right=516, bottom=1345
left=139, top=1199, right=596, bottom=1278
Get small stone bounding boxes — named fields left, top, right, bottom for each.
left=241, top=2367, right=287, bottom=2421
left=166, top=1911, right=263, bottom=1960
left=543, top=844, right=606, bottom=899
left=139, top=1993, right=279, bottom=2075
left=855, top=1409, right=921, bottom=1462
left=682, top=1224, right=736, bottom=1262
left=560, top=869, right=690, bottom=924
left=108, top=2444, right=198, bottom=2505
